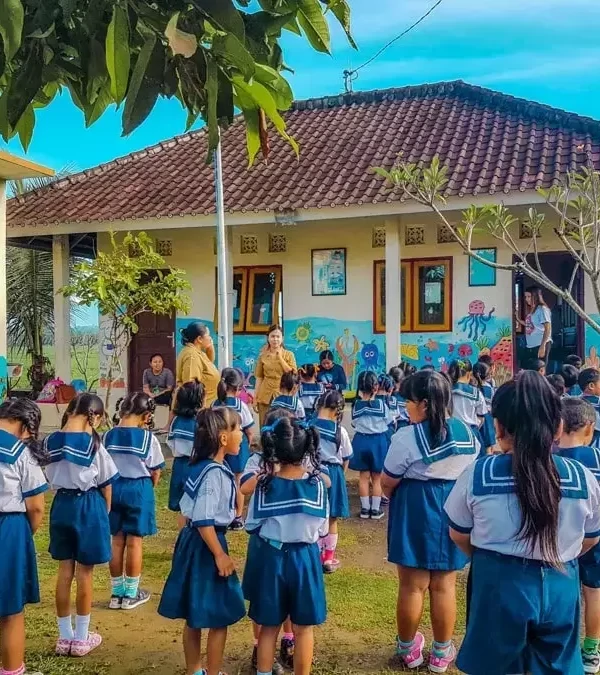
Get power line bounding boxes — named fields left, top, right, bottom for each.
left=343, top=0, right=445, bottom=92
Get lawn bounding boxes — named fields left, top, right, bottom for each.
left=23, top=464, right=466, bottom=675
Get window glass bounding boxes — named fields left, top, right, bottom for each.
left=417, top=263, right=447, bottom=327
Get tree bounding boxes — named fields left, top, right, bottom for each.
left=60, top=231, right=191, bottom=408
left=71, top=329, right=99, bottom=391
left=0, top=0, right=354, bottom=163
left=374, top=155, right=600, bottom=336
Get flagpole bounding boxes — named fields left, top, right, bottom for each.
left=213, top=133, right=230, bottom=369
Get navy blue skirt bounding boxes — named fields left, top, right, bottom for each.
left=49, top=488, right=111, bottom=566
left=244, top=534, right=326, bottom=627
left=388, top=478, right=468, bottom=571
left=349, top=432, right=388, bottom=473
left=326, top=463, right=349, bottom=518
left=580, top=540, right=600, bottom=588
left=109, top=477, right=157, bottom=537
left=168, top=456, right=190, bottom=512
left=158, top=526, right=245, bottom=629
left=479, top=413, right=496, bottom=450
left=225, top=435, right=251, bottom=475
left=0, top=513, right=40, bottom=617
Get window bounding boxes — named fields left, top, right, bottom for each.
left=374, top=258, right=452, bottom=333
left=215, top=265, right=282, bottom=334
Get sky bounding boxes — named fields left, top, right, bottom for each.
left=3, top=0, right=600, bottom=173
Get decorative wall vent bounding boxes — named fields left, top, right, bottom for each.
left=155, top=239, right=173, bottom=256
left=437, top=225, right=455, bottom=244
left=241, top=234, right=259, bottom=254
left=405, top=225, right=425, bottom=246
left=269, top=233, right=287, bottom=253
left=372, top=226, right=386, bottom=248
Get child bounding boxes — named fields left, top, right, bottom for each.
left=311, top=390, right=352, bottom=573
left=382, top=370, right=478, bottom=672
left=213, top=367, right=255, bottom=531
left=270, top=371, right=305, bottom=419
left=547, top=374, right=567, bottom=397
left=562, top=364, right=582, bottom=396
left=566, top=353, right=584, bottom=370
left=445, top=372, right=600, bottom=675
left=389, top=366, right=410, bottom=428
left=580, top=367, right=600, bottom=448
left=0, top=399, right=48, bottom=675
left=349, top=371, right=388, bottom=520
left=45, top=393, right=119, bottom=657
left=298, top=364, right=325, bottom=419
left=399, top=361, right=417, bottom=377
left=473, top=361, right=496, bottom=453
left=528, top=358, right=546, bottom=376
left=448, top=359, right=486, bottom=452
left=158, top=408, right=246, bottom=675
left=105, top=393, right=165, bottom=610
left=167, top=380, right=205, bottom=520
left=243, top=417, right=329, bottom=675
left=556, top=398, right=600, bottom=673
left=377, top=373, right=399, bottom=435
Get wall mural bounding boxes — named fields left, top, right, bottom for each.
left=0, top=356, right=6, bottom=402
left=585, top=316, right=600, bottom=368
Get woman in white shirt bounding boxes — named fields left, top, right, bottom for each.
left=516, top=285, right=552, bottom=369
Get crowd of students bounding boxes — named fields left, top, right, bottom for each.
left=2, top=351, right=600, bottom=675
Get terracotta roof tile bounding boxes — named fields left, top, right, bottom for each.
left=8, top=80, right=600, bottom=229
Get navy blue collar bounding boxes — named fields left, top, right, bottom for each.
left=168, top=415, right=196, bottom=441
left=272, top=395, right=300, bottom=411
left=213, top=397, right=243, bottom=412
left=414, top=418, right=477, bottom=464
left=254, top=476, right=327, bottom=519
left=45, top=431, right=96, bottom=467
left=104, top=427, right=152, bottom=459
left=310, top=418, right=337, bottom=442
left=452, top=383, right=479, bottom=401
left=0, top=430, right=26, bottom=465
left=352, top=398, right=386, bottom=418
left=184, top=459, right=234, bottom=499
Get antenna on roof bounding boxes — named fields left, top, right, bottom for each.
left=343, top=0, right=444, bottom=93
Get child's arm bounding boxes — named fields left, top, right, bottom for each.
left=96, top=445, right=119, bottom=511
left=244, top=427, right=254, bottom=445
left=101, top=485, right=113, bottom=512
left=449, top=528, right=473, bottom=556
left=150, top=469, right=161, bottom=487
left=19, top=450, right=48, bottom=534
left=240, top=473, right=259, bottom=496
left=147, top=436, right=166, bottom=487
left=24, top=493, right=45, bottom=534
left=198, top=526, right=236, bottom=576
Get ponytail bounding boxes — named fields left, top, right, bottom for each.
left=191, top=407, right=240, bottom=465
left=217, top=367, right=243, bottom=403
left=0, top=398, right=48, bottom=466
left=61, top=393, right=105, bottom=455
left=472, top=361, right=489, bottom=391
left=448, top=359, right=472, bottom=385
left=403, top=370, right=450, bottom=447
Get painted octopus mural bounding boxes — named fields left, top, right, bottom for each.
left=457, top=300, right=496, bottom=340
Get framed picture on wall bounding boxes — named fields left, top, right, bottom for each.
left=311, top=248, right=347, bottom=296
left=469, top=248, right=497, bottom=287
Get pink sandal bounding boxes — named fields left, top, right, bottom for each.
left=70, top=632, right=102, bottom=657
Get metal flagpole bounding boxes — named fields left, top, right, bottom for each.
left=213, top=132, right=230, bottom=369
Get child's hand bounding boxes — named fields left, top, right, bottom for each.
left=215, top=552, right=235, bottom=577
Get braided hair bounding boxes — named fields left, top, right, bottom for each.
left=315, top=389, right=344, bottom=451
left=113, top=392, right=156, bottom=428
left=61, top=393, right=105, bottom=454
left=0, top=398, right=47, bottom=465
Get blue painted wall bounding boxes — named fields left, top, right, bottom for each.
left=0, top=356, right=6, bottom=401
left=585, top=314, right=600, bottom=368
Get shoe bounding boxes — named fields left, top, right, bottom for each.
left=252, top=645, right=285, bottom=674
left=583, top=649, right=600, bottom=674
left=370, top=508, right=385, bottom=520
left=323, top=557, right=340, bottom=574
left=121, top=589, right=151, bottom=610
left=109, top=595, right=123, bottom=610
left=70, top=632, right=102, bottom=657
left=381, top=495, right=390, bottom=505
left=360, top=508, right=371, bottom=519
left=428, top=643, right=457, bottom=673
left=396, top=632, right=425, bottom=669
left=229, top=516, right=245, bottom=531
left=55, top=638, right=72, bottom=656
left=279, top=637, right=295, bottom=669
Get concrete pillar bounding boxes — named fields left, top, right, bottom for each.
left=0, top=181, right=7, bottom=400
left=385, top=218, right=402, bottom=370
left=52, top=234, right=72, bottom=382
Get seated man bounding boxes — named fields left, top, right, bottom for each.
left=142, top=353, right=175, bottom=405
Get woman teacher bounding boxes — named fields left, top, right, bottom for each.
left=516, top=286, right=552, bottom=369
left=176, top=321, right=220, bottom=407
left=254, top=324, right=297, bottom=426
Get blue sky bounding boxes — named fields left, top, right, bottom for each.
left=3, top=0, right=600, bottom=172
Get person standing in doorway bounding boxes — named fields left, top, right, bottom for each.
left=515, top=286, right=552, bottom=370
left=142, top=354, right=175, bottom=406
left=176, top=322, right=220, bottom=408
left=254, top=325, right=297, bottom=428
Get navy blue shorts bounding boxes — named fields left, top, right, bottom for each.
left=348, top=432, right=388, bottom=473
left=168, top=456, right=190, bottom=512
left=0, top=513, right=40, bottom=617
left=580, top=540, right=600, bottom=588
left=326, top=463, right=349, bottom=519
left=109, top=477, right=157, bottom=538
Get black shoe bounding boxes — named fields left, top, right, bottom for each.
left=121, top=589, right=151, bottom=610
left=370, top=508, right=385, bottom=520
left=280, top=637, right=295, bottom=670
left=229, top=516, right=245, bottom=531
left=252, top=645, right=285, bottom=675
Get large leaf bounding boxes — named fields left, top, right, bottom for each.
left=106, top=5, right=130, bottom=105
left=0, top=0, right=24, bottom=60
left=85, top=80, right=112, bottom=126
left=254, top=63, right=293, bottom=109
left=15, top=103, right=34, bottom=150
left=328, top=0, right=356, bottom=49
left=165, top=12, right=198, bottom=58
left=297, top=0, right=330, bottom=53
left=6, top=41, right=43, bottom=128
left=205, top=56, right=219, bottom=153
left=212, top=32, right=255, bottom=80
left=194, top=0, right=245, bottom=40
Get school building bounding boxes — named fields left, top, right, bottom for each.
left=4, top=80, right=600, bottom=404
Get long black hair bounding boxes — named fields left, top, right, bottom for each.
left=402, top=370, right=450, bottom=447
left=315, top=390, right=344, bottom=451
left=259, top=416, right=320, bottom=491
left=547, top=374, right=566, bottom=397
left=191, top=407, right=241, bottom=465
left=280, top=371, right=300, bottom=394
left=378, top=373, right=394, bottom=395
left=399, top=361, right=417, bottom=377
left=61, top=393, right=105, bottom=454
left=448, top=358, right=473, bottom=385
left=0, top=398, right=47, bottom=465
left=174, top=379, right=205, bottom=418
left=560, top=364, right=579, bottom=390
left=491, top=371, right=562, bottom=566
left=299, top=363, right=318, bottom=381
left=180, top=321, right=209, bottom=346
left=217, top=367, right=243, bottom=403
left=472, top=361, right=490, bottom=391
left=388, top=366, right=404, bottom=392
left=113, top=392, right=156, bottom=427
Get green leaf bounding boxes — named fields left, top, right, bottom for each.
left=297, top=0, right=330, bottom=53
left=58, top=0, right=77, bottom=20
left=254, top=64, right=293, bottom=109
left=283, top=16, right=302, bottom=35
left=194, top=0, right=245, bottom=40
left=0, top=88, right=10, bottom=139
left=212, top=33, right=255, bottom=80
left=28, top=23, right=55, bottom=39
left=6, top=41, right=43, bottom=128
left=327, top=0, right=356, bottom=49
left=85, top=81, right=112, bottom=126
left=0, top=35, right=5, bottom=78
left=122, top=35, right=163, bottom=135
left=106, top=5, right=130, bottom=105
left=15, top=103, right=34, bottom=150
left=241, top=104, right=260, bottom=166
left=165, top=12, right=198, bottom=58
left=205, top=56, right=219, bottom=153
left=0, top=0, right=24, bottom=60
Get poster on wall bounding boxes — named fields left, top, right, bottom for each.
left=469, top=248, right=497, bottom=287
left=311, top=248, right=347, bottom=296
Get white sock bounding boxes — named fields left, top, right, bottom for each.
left=360, top=496, right=371, bottom=510
left=74, top=614, right=91, bottom=641
left=372, top=496, right=381, bottom=511
left=57, top=615, right=74, bottom=640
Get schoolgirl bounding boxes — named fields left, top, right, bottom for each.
left=298, top=364, right=325, bottom=419
left=158, top=408, right=246, bottom=675
left=377, top=374, right=399, bottom=436
left=311, top=390, right=352, bottom=573
left=105, top=393, right=165, bottom=611
left=389, top=366, right=410, bottom=428
left=349, top=371, right=389, bottom=520
left=213, top=367, right=255, bottom=531
left=473, top=361, right=496, bottom=453
left=445, top=372, right=600, bottom=675
left=561, top=364, right=582, bottom=396
left=270, top=371, right=305, bottom=419
left=448, top=359, right=486, bottom=452
left=580, top=367, right=600, bottom=448
left=0, top=399, right=48, bottom=675
left=243, top=417, right=329, bottom=675
left=556, top=398, right=600, bottom=673
left=547, top=374, right=567, bottom=398
left=382, top=371, right=478, bottom=672
left=167, top=380, right=205, bottom=518
left=45, top=393, right=119, bottom=658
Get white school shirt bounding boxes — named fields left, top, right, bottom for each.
left=213, top=396, right=254, bottom=431
left=241, top=452, right=264, bottom=486
left=525, top=305, right=552, bottom=349
left=245, top=475, right=329, bottom=543
left=351, top=399, right=389, bottom=434
left=167, top=415, right=196, bottom=458
left=180, top=459, right=237, bottom=527
left=44, top=431, right=119, bottom=491
left=444, top=453, right=600, bottom=562
left=310, top=418, right=353, bottom=465
left=299, top=382, right=325, bottom=412
left=270, top=395, right=306, bottom=419
left=103, top=427, right=165, bottom=479
left=451, top=383, right=487, bottom=426
left=0, top=430, right=48, bottom=513
left=582, top=395, right=600, bottom=434
left=384, top=419, right=478, bottom=481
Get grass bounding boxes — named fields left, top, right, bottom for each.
left=7, top=347, right=100, bottom=391
left=23, top=464, right=465, bottom=675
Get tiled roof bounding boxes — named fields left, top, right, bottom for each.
left=8, top=80, right=600, bottom=229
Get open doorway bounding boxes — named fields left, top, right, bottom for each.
left=513, top=253, right=583, bottom=373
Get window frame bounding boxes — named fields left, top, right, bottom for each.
left=411, top=258, right=452, bottom=332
